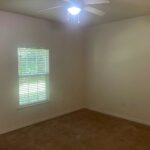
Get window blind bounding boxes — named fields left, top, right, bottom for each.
left=18, top=48, right=49, bottom=106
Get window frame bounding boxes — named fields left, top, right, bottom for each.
left=17, top=48, right=50, bottom=108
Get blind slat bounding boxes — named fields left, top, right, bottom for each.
left=18, top=48, right=49, bottom=106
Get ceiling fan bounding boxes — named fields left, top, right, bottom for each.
left=39, top=0, right=109, bottom=23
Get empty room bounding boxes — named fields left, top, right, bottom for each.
left=0, top=0, right=150, bottom=149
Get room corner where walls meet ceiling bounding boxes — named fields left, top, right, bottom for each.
left=0, top=0, right=150, bottom=27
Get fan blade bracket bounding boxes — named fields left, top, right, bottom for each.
left=84, top=6, right=105, bottom=16
left=39, top=6, right=63, bottom=13
left=84, top=0, right=109, bottom=5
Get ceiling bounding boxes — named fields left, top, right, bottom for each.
left=0, top=0, right=150, bottom=27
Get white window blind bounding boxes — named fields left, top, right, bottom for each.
left=18, top=48, right=49, bottom=106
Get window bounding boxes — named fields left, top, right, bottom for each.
left=18, top=48, right=49, bottom=106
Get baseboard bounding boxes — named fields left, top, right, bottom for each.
left=85, top=107, right=150, bottom=126
left=2, top=106, right=149, bottom=135
left=0, top=106, right=84, bottom=135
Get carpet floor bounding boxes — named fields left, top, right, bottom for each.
left=0, top=109, right=150, bottom=150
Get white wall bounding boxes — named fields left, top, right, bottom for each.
left=1, top=10, right=150, bottom=134
left=86, top=15, right=150, bottom=125
left=0, top=11, right=85, bottom=134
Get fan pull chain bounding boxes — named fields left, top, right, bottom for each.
left=78, top=14, right=80, bottom=24
left=67, top=12, right=81, bottom=24
left=67, top=12, right=70, bottom=21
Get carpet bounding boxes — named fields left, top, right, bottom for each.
left=0, top=109, right=150, bottom=150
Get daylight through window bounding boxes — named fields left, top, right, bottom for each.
left=18, top=48, right=49, bottom=106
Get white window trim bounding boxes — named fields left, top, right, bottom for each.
left=18, top=99, right=49, bottom=109
left=18, top=48, right=50, bottom=108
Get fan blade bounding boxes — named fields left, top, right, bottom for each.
left=84, top=7, right=105, bottom=16
left=84, top=0, right=109, bottom=5
left=39, top=6, right=63, bottom=13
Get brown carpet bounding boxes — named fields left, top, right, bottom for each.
left=0, top=109, right=150, bottom=150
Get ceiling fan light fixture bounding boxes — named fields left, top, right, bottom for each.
left=67, top=6, right=81, bottom=15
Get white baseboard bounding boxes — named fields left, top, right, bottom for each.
left=85, top=107, right=150, bottom=126
left=2, top=106, right=149, bottom=135
left=0, top=106, right=84, bottom=135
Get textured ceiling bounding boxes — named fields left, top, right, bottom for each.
left=0, top=0, right=150, bottom=27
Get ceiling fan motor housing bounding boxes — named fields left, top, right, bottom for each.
left=64, top=0, right=84, bottom=9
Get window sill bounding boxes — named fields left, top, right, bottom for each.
left=18, top=100, right=49, bottom=110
